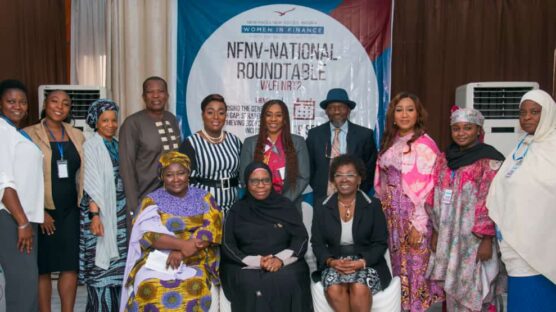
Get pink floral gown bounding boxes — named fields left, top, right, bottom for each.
left=375, top=134, right=445, bottom=311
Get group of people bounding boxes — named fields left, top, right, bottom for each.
left=0, top=75, right=555, bottom=312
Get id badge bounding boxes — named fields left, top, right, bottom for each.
left=505, top=160, right=522, bottom=178
left=57, top=160, right=69, bottom=179
left=441, top=189, right=453, bottom=205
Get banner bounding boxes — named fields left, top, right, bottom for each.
left=177, top=0, right=393, bottom=141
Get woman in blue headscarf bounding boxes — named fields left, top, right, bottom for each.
left=79, top=99, right=129, bottom=311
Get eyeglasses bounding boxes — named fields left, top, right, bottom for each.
left=249, top=177, right=272, bottom=186
left=333, top=173, right=358, bottom=180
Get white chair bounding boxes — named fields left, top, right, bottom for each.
left=301, top=203, right=402, bottom=312
left=209, top=283, right=232, bottom=312
left=310, top=276, right=401, bottom=312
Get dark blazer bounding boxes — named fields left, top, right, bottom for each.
left=239, top=134, right=310, bottom=213
left=305, top=121, right=377, bottom=202
left=311, top=191, right=391, bottom=288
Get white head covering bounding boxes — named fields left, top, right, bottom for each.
left=487, top=89, right=556, bottom=283
left=450, top=107, right=484, bottom=127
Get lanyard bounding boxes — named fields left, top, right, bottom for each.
left=512, top=136, right=530, bottom=162
left=450, top=169, right=456, bottom=182
left=45, top=122, right=66, bottom=160
left=1, top=115, right=33, bottom=142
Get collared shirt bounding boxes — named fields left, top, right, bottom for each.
left=0, top=118, right=44, bottom=223
left=329, top=121, right=349, bottom=154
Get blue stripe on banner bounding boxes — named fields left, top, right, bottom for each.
left=372, top=46, right=392, bottom=149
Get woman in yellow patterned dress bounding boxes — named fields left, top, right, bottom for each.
left=120, top=151, right=222, bottom=311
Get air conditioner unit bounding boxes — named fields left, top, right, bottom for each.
left=455, top=81, right=539, bottom=156
left=38, top=85, right=106, bottom=138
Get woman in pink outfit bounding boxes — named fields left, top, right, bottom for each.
left=374, top=92, right=444, bottom=311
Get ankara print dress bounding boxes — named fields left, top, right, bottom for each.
left=121, top=187, right=222, bottom=312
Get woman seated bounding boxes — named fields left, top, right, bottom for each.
left=221, top=162, right=312, bottom=312
left=120, top=151, right=222, bottom=311
left=311, top=154, right=392, bottom=312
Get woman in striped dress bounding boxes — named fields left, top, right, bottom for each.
left=78, top=99, right=128, bottom=311
left=179, top=94, right=242, bottom=215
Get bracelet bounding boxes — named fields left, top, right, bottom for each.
left=18, top=222, right=30, bottom=230
left=89, top=211, right=100, bottom=219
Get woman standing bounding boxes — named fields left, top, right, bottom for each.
left=179, top=94, right=242, bottom=215
left=121, top=151, right=222, bottom=311
left=0, top=79, right=44, bottom=311
left=428, top=108, right=506, bottom=311
left=487, top=90, right=556, bottom=311
left=79, top=99, right=128, bottom=311
left=311, top=155, right=391, bottom=311
left=239, top=99, right=309, bottom=215
left=221, top=162, right=312, bottom=312
left=25, top=90, right=85, bottom=312
left=374, top=92, right=444, bottom=311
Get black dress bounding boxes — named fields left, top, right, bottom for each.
left=221, top=205, right=313, bottom=312
left=38, top=141, right=81, bottom=274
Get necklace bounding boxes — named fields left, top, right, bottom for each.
left=201, top=128, right=224, bottom=144
left=338, top=198, right=355, bottom=221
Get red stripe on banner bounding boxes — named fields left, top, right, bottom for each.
left=330, top=0, right=392, bottom=61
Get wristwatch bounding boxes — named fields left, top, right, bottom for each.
left=89, top=211, right=100, bottom=219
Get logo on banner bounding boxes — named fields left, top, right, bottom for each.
left=186, top=4, right=378, bottom=140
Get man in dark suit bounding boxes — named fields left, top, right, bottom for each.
left=306, top=88, right=377, bottom=203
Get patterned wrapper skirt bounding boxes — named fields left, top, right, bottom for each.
left=321, top=255, right=382, bottom=295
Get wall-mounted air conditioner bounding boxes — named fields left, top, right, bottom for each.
left=455, top=81, right=539, bottom=156
left=39, top=85, right=106, bottom=138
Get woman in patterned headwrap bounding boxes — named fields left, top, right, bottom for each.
left=78, top=99, right=129, bottom=311
left=120, top=151, right=222, bottom=312
left=427, top=107, right=506, bottom=311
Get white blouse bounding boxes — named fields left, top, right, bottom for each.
left=340, top=218, right=354, bottom=245
left=0, top=118, right=44, bottom=223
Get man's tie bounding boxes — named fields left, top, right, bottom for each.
left=327, top=127, right=341, bottom=196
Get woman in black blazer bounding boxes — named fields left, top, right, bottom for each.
left=311, top=154, right=391, bottom=311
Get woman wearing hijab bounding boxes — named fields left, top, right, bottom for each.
left=239, top=100, right=310, bottom=216
left=78, top=99, right=128, bottom=311
left=0, top=79, right=44, bottom=311
left=120, top=151, right=222, bottom=312
left=221, top=162, right=312, bottom=312
left=487, top=89, right=556, bottom=311
left=427, top=108, right=506, bottom=311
